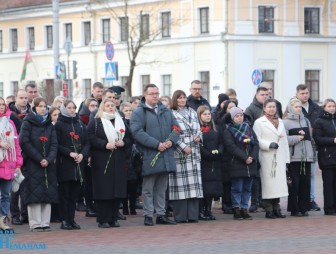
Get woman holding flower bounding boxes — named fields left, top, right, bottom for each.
left=253, top=98, right=290, bottom=219
left=55, top=100, right=90, bottom=230
left=283, top=98, right=314, bottom=217
left=19, top=97, right=58, bottom=232
left=223, top=107, right=259, bottom=220
left=87, top=99, right=131, bottom=228
left=197, top=105, right=223, bottom=220
left=0, top=97, right=23, bottom=232
left=168, top=90, right=203, bottom=223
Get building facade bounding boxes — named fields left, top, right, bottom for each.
left=0, top=0, right=335, bottom=107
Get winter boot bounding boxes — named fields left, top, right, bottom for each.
left=1, top=216, right=14, bottom=233
left=240, top=209, right=253, bottom=220
left=233, top=207, right=243, bottom=220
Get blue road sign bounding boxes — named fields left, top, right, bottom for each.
left=105, top=62, right=117, bottom=81
left=251, top=69, right=263, bottom=86
left=105, top=42, right=114, bottom=61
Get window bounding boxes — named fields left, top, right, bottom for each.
left=83, top=79, right=92, bottom=98
left=258, top=6, right=274, bottom=33
left=11, top=81, right=19, bottom=95
left=10, top=29, right=18, bottom=52
left=0, top=31, right=3, bottom=52
left=65, top=23, right=72, bottom=41
left=120, top=17, right=129, bottom=42
left=102, top=19, right=110, bottom=43
left=84, top=22, right=91, bottom=46
left=140, top=14, right=150, bottom=40
left=262, top=70, right=275, bottom=96
left=200, top=71, right=210, bottom=100
left=141, top=75, right=150, bottom=92
left=161, top=12, right=171, bottom=38
left=28, top=27, right=35, bottom=50
left=305, top=70, right=320, bottom=102
left=0, top=82, right=3, bottom=97
left=162, top=75, right=171, bottom=96
left=304, top=8, right=319, bottom=34
left=199, top=7, right=209, bottom=34
left=46, top=25, right=53, bottom=49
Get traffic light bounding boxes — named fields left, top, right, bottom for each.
left=73, top=60, right=78, bottom=79
left=59, top=62, right=66, bottom=80
left=63, top=83, right=69, bottom=97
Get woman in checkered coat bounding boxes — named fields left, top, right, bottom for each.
left=168, top=90, right=203, bottom=223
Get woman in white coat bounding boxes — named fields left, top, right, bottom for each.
left=253, top=98, right=290, bottom=219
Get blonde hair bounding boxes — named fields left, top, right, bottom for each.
left=196, top=105, right=217, bottom=132
left=95, top=99, right=115, bottom=118
left=283, top=98, right=302, bottom=119
left=120, top=102, right=132, bottom=112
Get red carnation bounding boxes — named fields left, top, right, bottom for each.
left=120, top=129, right=125, bottom=133
left=74, top=135, right=79, bottom=140
left=172, top=125, right=181, bottom=134
left=69, top=132, right=75, bottom=136
left=5, top=131, right=10, bottom=136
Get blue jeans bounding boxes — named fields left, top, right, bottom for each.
left=0, top=179, right=12, bottom=216
left=310, top=161, right=317, bottom=201
left=231, top=178, right=253, bottom=209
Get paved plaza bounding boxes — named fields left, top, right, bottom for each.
left=5, top=171, right=336, bottom=254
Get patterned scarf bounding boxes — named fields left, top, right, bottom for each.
left=228, top=121, right=255, bottom=146
left=264, top=111, right=279, bottom=129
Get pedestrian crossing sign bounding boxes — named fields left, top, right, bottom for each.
left=105, top=62, right=118, bottom=81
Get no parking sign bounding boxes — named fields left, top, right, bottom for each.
left=251, top=69, right=263, bottom=86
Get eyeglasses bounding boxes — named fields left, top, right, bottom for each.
left=147, top=93, right=160, bottom=96
left=191, top=88, right=202, bottom=91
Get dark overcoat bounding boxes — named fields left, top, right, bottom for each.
left=19, top=112, right=58, bottom=205
left=87, top=117, right=132, bottom=200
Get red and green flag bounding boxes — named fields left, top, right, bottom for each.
left=20, top=49, right=33, bottom=82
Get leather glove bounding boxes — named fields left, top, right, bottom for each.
left=269, top=142, right=279, bottom=149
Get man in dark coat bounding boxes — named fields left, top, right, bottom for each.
left=296, top=84, right=321, bottom=211
left=130, top=84, right=179, bottom=226
left=187, top=80, right=211, bottom=111
left=244, top=86, right=269, bottom=213
left=78, top=81, right=104, bottom=113
left=9, top=89, right=31, bottom=225
left=259, top=82, right=283, bottom=118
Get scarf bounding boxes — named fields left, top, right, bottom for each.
left=264, top=111, right=279, bottom=129
left=0, top=114, right=16, bottom=162
left=228, top=121, right=255, bottom=146
left=60, top=103, right=76, bottom=118
left=32, top=107, right=49, bottom=123
left=101, top=112, right=125, bottom=143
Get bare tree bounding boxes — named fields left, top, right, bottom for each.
left=93, top=0, right=172, bottom=97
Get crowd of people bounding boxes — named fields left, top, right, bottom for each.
left=0, top=80, right=336, bottom=233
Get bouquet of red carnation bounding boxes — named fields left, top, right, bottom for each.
left=150, top=125, right=181, bottom=167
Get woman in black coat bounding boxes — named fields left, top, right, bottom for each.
left=313, top=98, right=336, bottom=215
left=19, top=97, right=58, bottom=232
left=223, top=107, right=259, bottom=220
left=87, top=98, right=131, bottom=228
left=55, top=100, right=90, bottom=230
left=197, top=106, right=223, bottom=220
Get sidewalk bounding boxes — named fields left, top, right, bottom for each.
left=7, top=170, right=336, bottom=254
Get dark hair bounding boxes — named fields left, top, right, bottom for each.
left=102, top=89, right=115, bottom=97
left=6, top=95, right=15, bottom=101
left=63, top=99, right=77, bottom=109
left=217, top=100, right=238, bottom=122
left=25, top=83, right=36, bottom=91
left=263, top=98, right=277, bottom=109
left=190, top=80, right=201, bottom=86
left=49, top=107, right=60, bottom=116
left=226, top=88, right=237, bottom=96
left=296, top=84, right=308, bottom=92
left=256, top=86, right=268, bottom=94
left=92, top=82, right=104, bottom=89
left=171, top=90, right=188, bottom=110
left=197, top=105, right=217, bottom=132
left=144, top=84, right=157, bottom=93
left=130, top=96, right=141, bottom=103
left=322, top=98, right=336, bottom=108
left=33, top=97, right=47, bottom=107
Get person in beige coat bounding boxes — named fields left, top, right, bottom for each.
left=253, top=98, right=290, bottom=219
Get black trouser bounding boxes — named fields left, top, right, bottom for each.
left=250, top=176, right=261, bottom=206
left=58, top=180, right=81, bottom=223
left=287, top=162, right=311, bottom=213
left=10, top=182, right=28, bottom=220
left=222, top=181, right=232, bottom=209
left=263, top=198, right=280, bottom=212
left=84, top=165, right=94, bottom=210
left=122, top=180, right=138, bottom=212
left=199, top=197, right=213, bottom=213
left=321, top=167, right=336, bottom=213
left=95, top=199, right=120, bottom=223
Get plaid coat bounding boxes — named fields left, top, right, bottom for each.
left=169, top=107, right=203, bottom=200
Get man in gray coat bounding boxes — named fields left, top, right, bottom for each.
left=130, top=84, right=179, bottom=226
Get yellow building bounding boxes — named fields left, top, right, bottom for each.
left=0, top=0, right=335, bottom=107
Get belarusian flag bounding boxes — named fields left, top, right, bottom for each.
left=20, top=49, right=33, bottom=82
